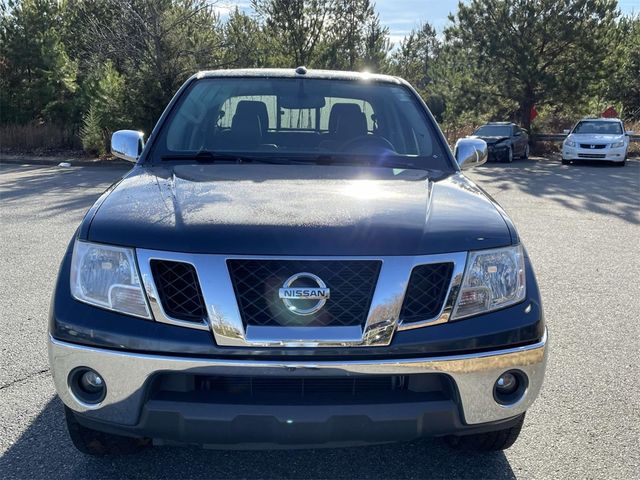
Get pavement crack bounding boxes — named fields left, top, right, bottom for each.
left=0, top=368, right=50, bottom=391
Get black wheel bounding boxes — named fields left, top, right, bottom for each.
left=444, top=413, right=525, bottom=452
left=64, top=406, right=149, bottom=456
left=521, top=144, right=529, bottom=160
left=561, top=158, right=570, bottom=165
left=615, top=160, right=626, bottom=167
left=505, top=147, right=514, bottom=163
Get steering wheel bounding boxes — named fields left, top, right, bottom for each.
left=341, top=135, right=396, bottom=154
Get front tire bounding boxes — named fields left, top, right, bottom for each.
left=444, top=413, right=525, bottom=452
left=561, top=158, right=571, bottom=165
left=64, top=406, right=149, bottom=456
left=522, top=144, right=529, bottom=160
left=505, top=147, right=513, bottom=163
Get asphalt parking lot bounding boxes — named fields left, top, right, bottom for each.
left=1, top=158, right=639, bottom=479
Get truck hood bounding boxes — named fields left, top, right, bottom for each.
left=86, top=164, right=512, bottom=255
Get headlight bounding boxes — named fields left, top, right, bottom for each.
left=452, top=245, right=526, bottom=320
left=611, top=141, right=625, bottom=148
left=565, top=139, right=576, bottom=147
left=70, top=240, right=151, bottom=319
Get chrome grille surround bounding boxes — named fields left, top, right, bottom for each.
left=136, top=249, right=468, bottom=347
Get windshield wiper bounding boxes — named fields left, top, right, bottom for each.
left=161, top=150, right=290, bottom=164
left=162, top=150, right=242, bottom=162
left=160, top=150, right=427, bottom=170
left=301, top=154, right=420, bottom=170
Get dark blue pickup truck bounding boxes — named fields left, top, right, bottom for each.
left=49, top=68, right=547, bottom=455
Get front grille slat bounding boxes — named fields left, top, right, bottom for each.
left=150, top=260, right=206, bottom=322
left=227, top=260, right=381, bottom=328
left=399, top=262, right=453, bottom=323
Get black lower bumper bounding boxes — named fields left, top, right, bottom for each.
left=73, top=399, right=524, bottom=449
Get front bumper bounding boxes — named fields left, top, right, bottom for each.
left=563, top=146, right=627, bottom=161
left=487, top=146, right=509, bottom=161
left=50, top=329, right=547, bottom=445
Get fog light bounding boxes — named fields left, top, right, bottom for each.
left=496, top=372, right=518, bottom=395
left=69, top=367, right=106, bottom=404
left=493, top=370, right=527, bottom=405
left=80, top=370, right=104, bottom=393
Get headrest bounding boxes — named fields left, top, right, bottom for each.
left=328, top=104, right=363, bottom=133
left=235, top=101, right=269, bottom=134
left=335, top=109, right=367, bottom=140
left=231, top=109, right=262, bottom=145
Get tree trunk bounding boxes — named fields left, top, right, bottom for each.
left=521, top=99, right=533, bottom=131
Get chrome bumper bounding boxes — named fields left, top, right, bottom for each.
left=49, top=329, right=548, bottom=427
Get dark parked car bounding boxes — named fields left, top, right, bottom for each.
left=471, top=122, right=529, bottom=162
left=49, top=68, right=547, bottom=456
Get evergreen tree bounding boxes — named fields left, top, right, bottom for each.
left=446, top=0, right=619, bottom=130
left=0, top=0, right=77, bottom=124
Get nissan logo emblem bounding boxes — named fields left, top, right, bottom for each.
left=278, top=272, right=330, bottom=316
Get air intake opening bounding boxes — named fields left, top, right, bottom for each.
left=148, top=373, right=455, bottom=406
left=399, top=262, right=454, bottom=323
left=150, top=260, right=206, bottom=322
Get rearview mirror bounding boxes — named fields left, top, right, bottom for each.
left=111, top=130, right=144, bottom=163
left=454, top=138, right=488, bottom=170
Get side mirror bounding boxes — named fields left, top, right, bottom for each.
left=111, top=130, right=144, bottom=163
left=454, top=138, right=488, bottom=170
left=563, top=129, right=571, bottom=135
left=626, top=130, right=635, bottom=135
left=514, top=130, right=521, bottom=137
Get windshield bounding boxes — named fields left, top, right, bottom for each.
left=151, top=77, right=451, bottom=171
left=572, top=121, right=623, bottom=135
left=473, top=125, right=511, bottom=137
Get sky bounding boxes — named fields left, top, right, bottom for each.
left=215, top=0, right=639, bottom=46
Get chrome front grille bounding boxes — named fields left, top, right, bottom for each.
left=136, top=250, right=467, bottom=347
left=227, top=259, right=381, bottom=328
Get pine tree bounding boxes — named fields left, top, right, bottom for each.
left=80, top=105, right=105, bottom=155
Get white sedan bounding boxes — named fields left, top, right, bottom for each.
left=562, top=118, right=633, bottom=166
